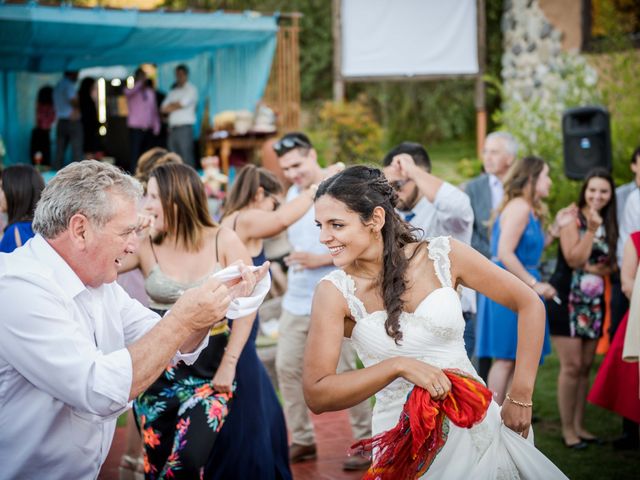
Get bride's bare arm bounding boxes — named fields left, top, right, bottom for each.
left=303, top=280, right=450, bottom=413
left=451, top=239, right=544, bottom=433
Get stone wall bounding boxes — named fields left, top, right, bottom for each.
left=502, top=0, right=567, bottom=102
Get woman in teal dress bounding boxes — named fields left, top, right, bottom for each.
left=476, top=156, right=561, bottom=405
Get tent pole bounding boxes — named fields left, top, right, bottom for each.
left=475, top=0, right=487, bottom=159
left=332, top=0, right=345, bottom=102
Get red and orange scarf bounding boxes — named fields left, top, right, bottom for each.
left=350, top=369, right=492, bottom=480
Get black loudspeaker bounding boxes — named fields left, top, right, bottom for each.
left=562, top=106, right=612, bottom=180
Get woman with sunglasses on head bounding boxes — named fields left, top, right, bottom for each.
left=117, top=163, right=268, bottom=479
left=547, top=168, right=618, bottom=449
left=210, top=164, right=319, bottom=479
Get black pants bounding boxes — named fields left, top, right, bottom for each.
left=30, top=128, right=51, bottom=166
left=128, top=127, right=154, bottom=173
left=53, top=119, right=83, bottom=169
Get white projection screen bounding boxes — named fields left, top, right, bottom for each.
left=341, top=0, right=478, bottom=78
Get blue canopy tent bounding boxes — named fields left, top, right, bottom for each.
left=0, top=3, right=278, bottom=165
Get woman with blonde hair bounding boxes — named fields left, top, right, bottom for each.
left=476, top=156, right=571, bottom=405
left=118, top=163, right=265, bottom=479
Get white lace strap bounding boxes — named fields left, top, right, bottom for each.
left=427, top=236, right=453, bottom=288
left=321, top=270, right=367, bottom=321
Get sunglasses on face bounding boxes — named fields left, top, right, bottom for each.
left=273, top=137, right=311, bottom=156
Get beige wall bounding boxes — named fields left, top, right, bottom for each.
left=539, top=0, right=583, bottom=51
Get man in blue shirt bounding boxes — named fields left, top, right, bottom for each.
left=52, top=71, right=83, bottom=169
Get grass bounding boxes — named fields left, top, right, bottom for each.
left=428, top=137, right=479, bottom=186
left=532, top=350, right=640, bottom=479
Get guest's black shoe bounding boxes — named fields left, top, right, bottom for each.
left=563, top=439, right=588, bottom=450
left=579, top=436, right=605, bottom=445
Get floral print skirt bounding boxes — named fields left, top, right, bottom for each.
left=568, top=271, right=604, bottom=339
left=134, top=332, right=233, bottom=480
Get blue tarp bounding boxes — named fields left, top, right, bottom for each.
left=0, top=4, right=278, bottom=164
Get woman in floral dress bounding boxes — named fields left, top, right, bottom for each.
left=547, top=168, right=618, bottom=448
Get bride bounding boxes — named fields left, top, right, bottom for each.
left=303, top=165, right=567, bottom=479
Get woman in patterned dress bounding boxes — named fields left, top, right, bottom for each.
left=547, top=168, right=618, bottom=448
left=119, top=163, right=262, bottom=479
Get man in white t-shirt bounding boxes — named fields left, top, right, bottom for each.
left=161, top=64, right=198, bottom=166
left=274, top=132, right=372, bottom=471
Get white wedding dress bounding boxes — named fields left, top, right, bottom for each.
left=322, top=236, right=567, bottom=479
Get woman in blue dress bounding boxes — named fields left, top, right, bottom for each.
left=476, top=156, right=561, bottom=405
left=0, top=165, right=45, bottom=253
left=216, top=165, right=317, bottom=479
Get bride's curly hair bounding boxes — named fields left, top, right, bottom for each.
left=315, top=165, right=421, bottom=344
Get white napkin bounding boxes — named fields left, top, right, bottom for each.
left=211, top=264, right=271, bottom=319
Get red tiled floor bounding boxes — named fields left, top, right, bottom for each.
left=99, top=410, right=365, bottom=480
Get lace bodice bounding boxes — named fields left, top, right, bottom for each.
left=322, top=236, right=478, bottom=408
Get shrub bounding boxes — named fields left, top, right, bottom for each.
left=315, top=97, right=385, bottom=165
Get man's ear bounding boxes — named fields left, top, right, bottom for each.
left=308, top=148, right=318, bottom=164
left=68, top=213, right=89, bottom=249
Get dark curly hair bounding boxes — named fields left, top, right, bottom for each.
left=315, top=165, right=421, bottom=344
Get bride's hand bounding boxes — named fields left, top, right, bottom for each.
left=397, top=357, right=451, bottom=401
left=500, top=398, right=532, bottom=437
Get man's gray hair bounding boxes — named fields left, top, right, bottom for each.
left=33, top=160, right=143, bottom=239
left=486, top=131, right=519, bottom=158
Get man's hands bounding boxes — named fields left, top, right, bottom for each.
left=172, top=278, right=232, bottom=331
left=383, top=153, right=419, bottom=183
left=224, top=261, right=270, bottom=300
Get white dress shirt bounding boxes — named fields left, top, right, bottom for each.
left=618, top=188, right=640, bottom=268
left=161, top=81, right=198, bottom=127
left=401, top=182, right=476, bottom=312
left=488, top=174, right=504, bottom=210
left=0, top=235, right=204, bottom=480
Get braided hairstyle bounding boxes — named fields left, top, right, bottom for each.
left=315, top=165, right=420, bottom=344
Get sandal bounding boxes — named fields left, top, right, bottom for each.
left=119, top=454, right=144, bottom=480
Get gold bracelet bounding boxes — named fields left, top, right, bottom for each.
left=505, top=393, right=533, bottom=408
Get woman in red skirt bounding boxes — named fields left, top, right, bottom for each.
left=588, top=230, right=640, bottom=450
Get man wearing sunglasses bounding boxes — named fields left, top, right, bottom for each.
left=273, top=132, right=373, bottom=471
left=382, top=142, right=476, bottom=359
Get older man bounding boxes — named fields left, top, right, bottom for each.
left=0, top=161, right=265, bottom=479
left=464, top=131, right=517, bottom=379
left=464, top=132, right=518, bottom=259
